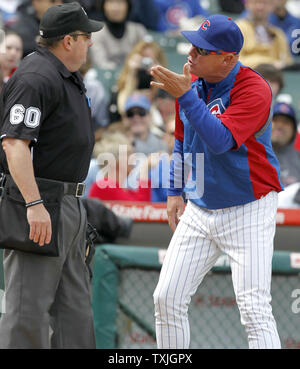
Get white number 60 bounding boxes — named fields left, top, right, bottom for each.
left=9, top=104, right=41, bottom=128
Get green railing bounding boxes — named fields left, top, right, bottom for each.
left=92, top=244, right=300, bottom=349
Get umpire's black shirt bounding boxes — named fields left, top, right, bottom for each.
left=0, top=45, right=95, bottom=183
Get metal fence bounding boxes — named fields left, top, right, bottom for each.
left=92, top=245, right=300, bottom=349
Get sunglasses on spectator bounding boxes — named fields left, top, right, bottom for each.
left=126, top=108, right=148, bottom=118
left=192, top=45, right=237, bottom=56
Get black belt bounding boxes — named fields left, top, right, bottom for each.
left=2, top=174, right=86, bottom=198
left=63, top=182, right=86, bottom=197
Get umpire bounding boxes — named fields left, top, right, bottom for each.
left=0, top=2, right=103, bottom=348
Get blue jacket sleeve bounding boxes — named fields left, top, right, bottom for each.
left=167, top=138, right=185, bottom=197
left=178, top=89, right=236, bottom=154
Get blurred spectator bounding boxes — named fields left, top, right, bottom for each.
left=78, top=0, right=97, bottom=17
left=273, top=100, right=300, bottom=208
left=218, top=0, right=245, bottom=14
left=294, top=125, right=300, bottom=151
left=236, top=0, right=293, bottom=69
left=153, top=89, right=175, bottom=127
left=6, top=0, right=73, bottom=57
left=269, top=0, right=300, bottom=57
left=0, top=30, right=23, bottom=83
left=0, top=0, right=22, bottom=25
left=126, top=114, right=176, bottom=202
left=83, top=121, right=128, bottom=196
left=79, top=0, right=160, bottom=30
left=80, top=52, right=109, bottom=140
left=88, top=130, right=151, bottom=201
left=149, top=115, right=175, bottom=202
left=163, top=114, right=175, bottom=155
left=241, top=0, right=300, bottom=57
left=153, top=0, right=209, bottom=34
left=129, top=0, right=160, bottom=30
left=286, top=0, right=300, bottom=19
left=254, top=63, right=284, bottom=98
left=110, top=39, right=167, bottom=133
left=123, top=93, right=168, bottom=156
left=0, top=66, right=3, bottom=93
left=271, top=102, right=300, bottom=187
left=90, top=0, right=147, bottom=70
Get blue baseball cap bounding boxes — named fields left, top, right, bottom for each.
left=273, top=102, right=298, bottom=129
left=124, top=93, right=151, bottom=112
left=181, top=14, right=244, bottom=53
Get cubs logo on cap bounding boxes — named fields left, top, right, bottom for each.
left=181, top=14, right=244, bottom=53
left=201, top=20, right=211, bottom=31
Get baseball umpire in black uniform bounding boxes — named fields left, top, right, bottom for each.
left=0, top=2, right=103, bottom=348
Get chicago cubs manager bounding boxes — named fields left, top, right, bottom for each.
left=151, top=14, right=283, bottom=349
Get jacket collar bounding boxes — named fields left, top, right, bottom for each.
left=36, top=45, right=72, bottom=79
left=201, top=61, right=241, bottom=91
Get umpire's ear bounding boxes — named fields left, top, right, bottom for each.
left=61, top=34, right=74, bottom=51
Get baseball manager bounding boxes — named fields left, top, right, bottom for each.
left=151, top=14, right=283, bottom=349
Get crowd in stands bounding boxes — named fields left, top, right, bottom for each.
left=0, top=0, right=300, bottom=208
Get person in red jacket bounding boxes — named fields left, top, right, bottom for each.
left=89, top=130, right=151, bottom=201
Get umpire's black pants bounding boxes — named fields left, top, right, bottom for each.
left=0, top=195, right=96, bottom=349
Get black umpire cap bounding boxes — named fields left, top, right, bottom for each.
left=39, top=2, right=104, bottom=38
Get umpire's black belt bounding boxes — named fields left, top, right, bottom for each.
left=3, top=174, right=86, bottom=198
left=64, top=182, right=86, bottom=197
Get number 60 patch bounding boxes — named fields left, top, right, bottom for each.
left=10, top=104, right=41, bottom=128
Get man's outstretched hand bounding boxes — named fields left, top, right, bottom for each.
left=150, top=63, right=192, bottom=98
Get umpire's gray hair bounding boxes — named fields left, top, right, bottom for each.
left=38, top=35, right=65, bottom=49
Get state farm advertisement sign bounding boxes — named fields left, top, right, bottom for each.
left=104, top=202, right=168, bottom=222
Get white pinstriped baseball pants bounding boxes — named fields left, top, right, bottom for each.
left=153, top=191, right=281, bottom=349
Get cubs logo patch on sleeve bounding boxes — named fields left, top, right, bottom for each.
left=207, top=98, right=225, bottom=115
